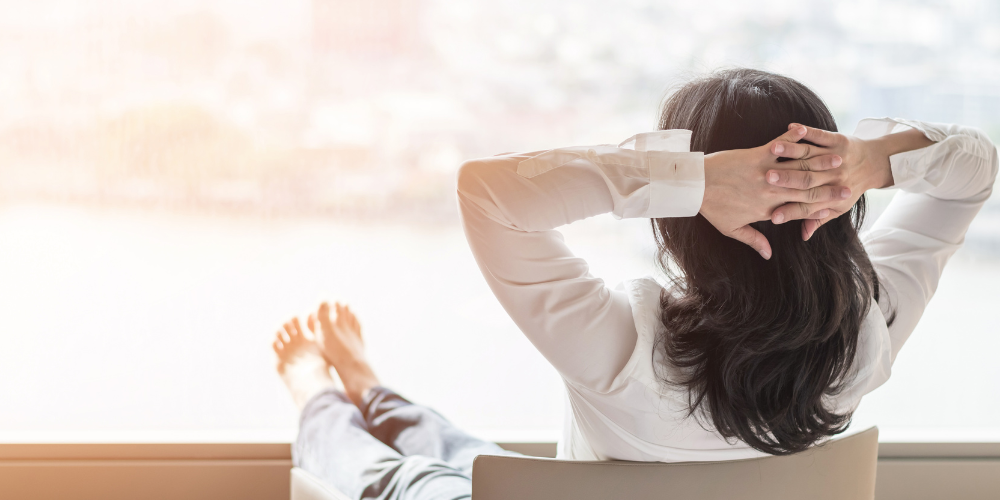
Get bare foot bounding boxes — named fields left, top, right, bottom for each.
left=309, top=302, right=380, bottom=407
left=273, top=317, right=336, bottom=411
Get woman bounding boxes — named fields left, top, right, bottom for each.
left=276, top=68, right=997, bottom=498
left=457, top=68, right=997, bottom=459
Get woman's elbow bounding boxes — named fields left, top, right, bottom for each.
left=946, top=132, right=999, bottom=197
left=974, top=135, right=999, bottom=197
left=986, top=142, right=999, bottom=185
left=963, top=126, right=1000, bottom=180
left=456, top=157, right=510, bottom=224
left=456, top=158, right=487, bottom=199
left=457, top=156, right=518, bottom=207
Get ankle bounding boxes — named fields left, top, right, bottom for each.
left=280, top=360, right=337, bottom=411
left=338, top=361, right=380, bottom=407
left=345, top=385, right=375, bottom=408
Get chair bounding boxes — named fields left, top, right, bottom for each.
left=290, top=467, right=352, bottom=500
left=291, top=426, right=878, bottom=500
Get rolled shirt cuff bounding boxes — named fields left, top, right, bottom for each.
left=644, top=151, right=705, bottom=218
left=853, top=117, right=945, bottom=192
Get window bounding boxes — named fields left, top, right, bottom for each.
left=1, top=0, right=998, bottom=443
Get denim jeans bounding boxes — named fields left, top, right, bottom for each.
left=293, top=387, right=522, bottom=500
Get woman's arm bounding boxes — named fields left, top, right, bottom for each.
left=860, top=119, right=998, bottom=363
left=458, top=129, right=848, bottom=392
left=457, top=143, right=701, bottom=392
left=767, top=119, right=999, bottom=363
left=765, top=126, right=932, bottom=238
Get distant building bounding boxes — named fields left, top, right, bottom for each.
left=312, top=0, right=421, bottom=55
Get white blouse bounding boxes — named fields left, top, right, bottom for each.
left=457, top=118, right=999, bottom=462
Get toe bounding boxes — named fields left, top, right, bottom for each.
left=318, top=302, right=333, bottom=330
left=346, top=308, right=360, bottom=331
left=335, top=303, right=348, bottom=328
left=291, top=317, right=307, bottom=340
left=285, top=322, right=302, bottom=344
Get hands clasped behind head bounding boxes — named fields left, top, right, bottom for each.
left=700, top=124, right=855, bottom=259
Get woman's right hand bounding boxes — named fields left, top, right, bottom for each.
left=766, top=124, right=932, bottom=240
left=765, top=125, right=889, bottom=240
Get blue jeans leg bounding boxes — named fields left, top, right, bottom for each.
left=293, top=388, right=477, bottom=500
left=359, top=387, right=521, bottom=476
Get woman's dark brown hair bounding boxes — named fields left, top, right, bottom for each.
left=653, top=68, right=886, bottom=455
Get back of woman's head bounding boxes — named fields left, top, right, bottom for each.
left=653, top=68, right=881, bottom=455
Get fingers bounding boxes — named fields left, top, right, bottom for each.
left=770, top=124, right=831, bottom=159
left=787, top=123, right=842, bottom=148
left=766, top=162, right=842, bottom=189
left=773, top=124, right=808, bottom=145
left=802, top=217, right=832, bottom=241
left=307, top=314, right=316, bottom=333
left=772, top=123, right=846, bottom=159
left=772, top=140, right=822, bottom=160
left=772, top=202, right=834, bottom=224
left=730, top=225, right=772, bottom=260
left=771, top=141, right=837, bottom=163
left=768, top=169, right=818, bottom=190
left=783, top=185, right=851, bottom=206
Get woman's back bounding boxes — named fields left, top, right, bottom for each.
left=558, top=274, right=890, bottom=461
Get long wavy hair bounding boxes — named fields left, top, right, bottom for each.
left=652, top=68, right=886, bottom=455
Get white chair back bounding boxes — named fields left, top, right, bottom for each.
left=291, top=427, right=879, bottom=500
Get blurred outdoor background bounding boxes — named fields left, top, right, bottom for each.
left=1, top=0, right=999, bottom=442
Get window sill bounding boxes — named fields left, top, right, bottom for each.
left=3, top=427, right=1000, bottom=460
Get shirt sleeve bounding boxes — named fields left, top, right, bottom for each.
left=457, top=141, right=704, bottom=392
left=856, top=118, right=999, bottom=365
